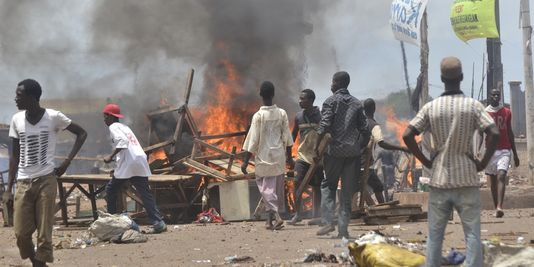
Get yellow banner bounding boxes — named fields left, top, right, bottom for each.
left=450, top=0, right=499, bottom=42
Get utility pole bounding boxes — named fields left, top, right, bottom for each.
left=419, top=11, right=429, bottom=107
left=400, top=41, right=412, bottom=101
left=420, top=10, right=431, bottom=180
left=487, top=0, right=504, bottom=103
left=520, top=0, right=534, bottom=184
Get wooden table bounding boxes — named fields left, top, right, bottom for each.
left=57, top=174, right=195, bottom=226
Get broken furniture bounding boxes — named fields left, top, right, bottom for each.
left=56, top=174, right=196, bottom=226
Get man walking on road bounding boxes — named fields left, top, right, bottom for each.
left=4, top=79, right=87, bottom=267
left=103, top=103, right=167, bottom=234
left=482, top=89, right=520, bottom=218
left=315, top=71, right=369, bottom=239
left=403, top=57, right=499, bottom=266
left=241, top=81, right=294, bottom=230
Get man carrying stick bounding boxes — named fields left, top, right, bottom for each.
left=288, top=89, right=323, bottom=225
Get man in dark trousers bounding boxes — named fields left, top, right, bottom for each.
left=103, top=103, right=167, bottom=234
left=4, top=79, right=87, bottom=267
left=361, top=98, right=409, bottom=203
left=288, top=89, right=323, bottom=225
left=403, top=57, right=499, bottom=266
left=315, top=71, right=370, bottom=238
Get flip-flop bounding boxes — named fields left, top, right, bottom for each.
left=273, top=220, right=284, bottom=230
left=496, top=210, right=504, bottom=218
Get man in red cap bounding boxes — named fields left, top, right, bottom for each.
left=102, top=103, right=167, bottom=233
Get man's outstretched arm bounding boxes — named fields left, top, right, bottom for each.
left=55, top=122, right=87, bottom=177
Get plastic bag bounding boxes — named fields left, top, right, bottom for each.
left=89, top=211, right=135, bottom=241
left=194, top=208, right=224, bottom=223
left=349, top=242, right=425, bottom=267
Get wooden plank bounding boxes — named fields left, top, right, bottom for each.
left=194, top=139, right=233, bottom=157
left=199, top=131, right=247, bottom=140
left=170, top=112, right=185, bottom=154
left=192, top=154, right=233, bottom=161
left=226, top=147, right=237, bottom=175
left=59, top=174, right=194, bottom=183
left=185, top=107, right=199, bottom=137
left=183, top=158, right=228, bottom=181
left=225, top=173, right=255, bottom=181
left=359, top=140, right=375, bottom=209
left=208, top=159, right=251, bottom=175
left=183, top=69, right=194, bottom=105
left=144, top=140, right=174, bottom=153
left=367, top=207, right=422, bottom=217
left=295, top=134, right=331, bottom=202
left=374, top=200, right=400, bottom=207
left=368, top=203, right=422, bottom=211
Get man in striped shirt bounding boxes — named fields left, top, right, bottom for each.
left=403, top=57, right=499, bottom=267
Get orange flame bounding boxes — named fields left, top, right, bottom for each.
left=148, top=148, right=169, bottom=164
left=285, top=179, right=313, bottom=213
left=194, top=59, right=257, bottom=151
left=380, top=106, right=421, bottom=189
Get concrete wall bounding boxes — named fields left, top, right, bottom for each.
left=509, top=81, right=527, bottom=137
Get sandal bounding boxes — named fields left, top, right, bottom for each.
left=273, top=220, right=284, bottom=230
left=495, top=209, right=504, bottom=218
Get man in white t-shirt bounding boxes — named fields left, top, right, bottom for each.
left=102, top=103, right=166, bottom=234
left=241, top=81, right=294, bottom=231
left=4, top=79, right=87, bottom=266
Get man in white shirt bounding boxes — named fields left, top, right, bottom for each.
left=4, top=79, right=87, bottom=266
left=102, top=103, right=166, bottom=234
left=241, top=81, right=294, bottom=230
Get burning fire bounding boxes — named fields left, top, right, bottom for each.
left=148, top=148, right=169, bottom=165
left=380, top=106, right=421, bottom=187
left=194, top=57, right=256, bottom=151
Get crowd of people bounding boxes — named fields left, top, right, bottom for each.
left=241, top=56, right=516, bottom=266
left=2, top=55, right=519, bottom=266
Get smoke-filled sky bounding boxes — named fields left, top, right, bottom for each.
left=0, top=0, right=530, bottom=124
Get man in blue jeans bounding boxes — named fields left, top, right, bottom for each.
left=315, top=71, right=369, bottom=239
left=102, top=103, right=167, bottom=234
left=403, top=57, right=499, bottom=266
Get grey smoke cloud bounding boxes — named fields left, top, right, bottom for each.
left=91, top=0, right=326, bottom=117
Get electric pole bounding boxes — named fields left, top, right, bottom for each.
left=487, top=0, right=504, bottom=103
left=520, top=0, right=534, bottom=184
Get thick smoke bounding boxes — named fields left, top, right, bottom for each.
left=91, top=0, right=325, bottom=117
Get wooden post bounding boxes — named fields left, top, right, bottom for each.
left=400, top=41, right=412, bottom=101
left=294, top=135, right=331, bottom=204
left=171, top=69, right=195, bottom=154
left=226, top=146, right=237, bottom=175
left=487, top=0, right=503, bottom=103
left=520, top=0, right=534, bottom=184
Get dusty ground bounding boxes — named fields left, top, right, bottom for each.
left=1, top=207, right=534, bottom=266
left=1, top=141, right=534, bottom=266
